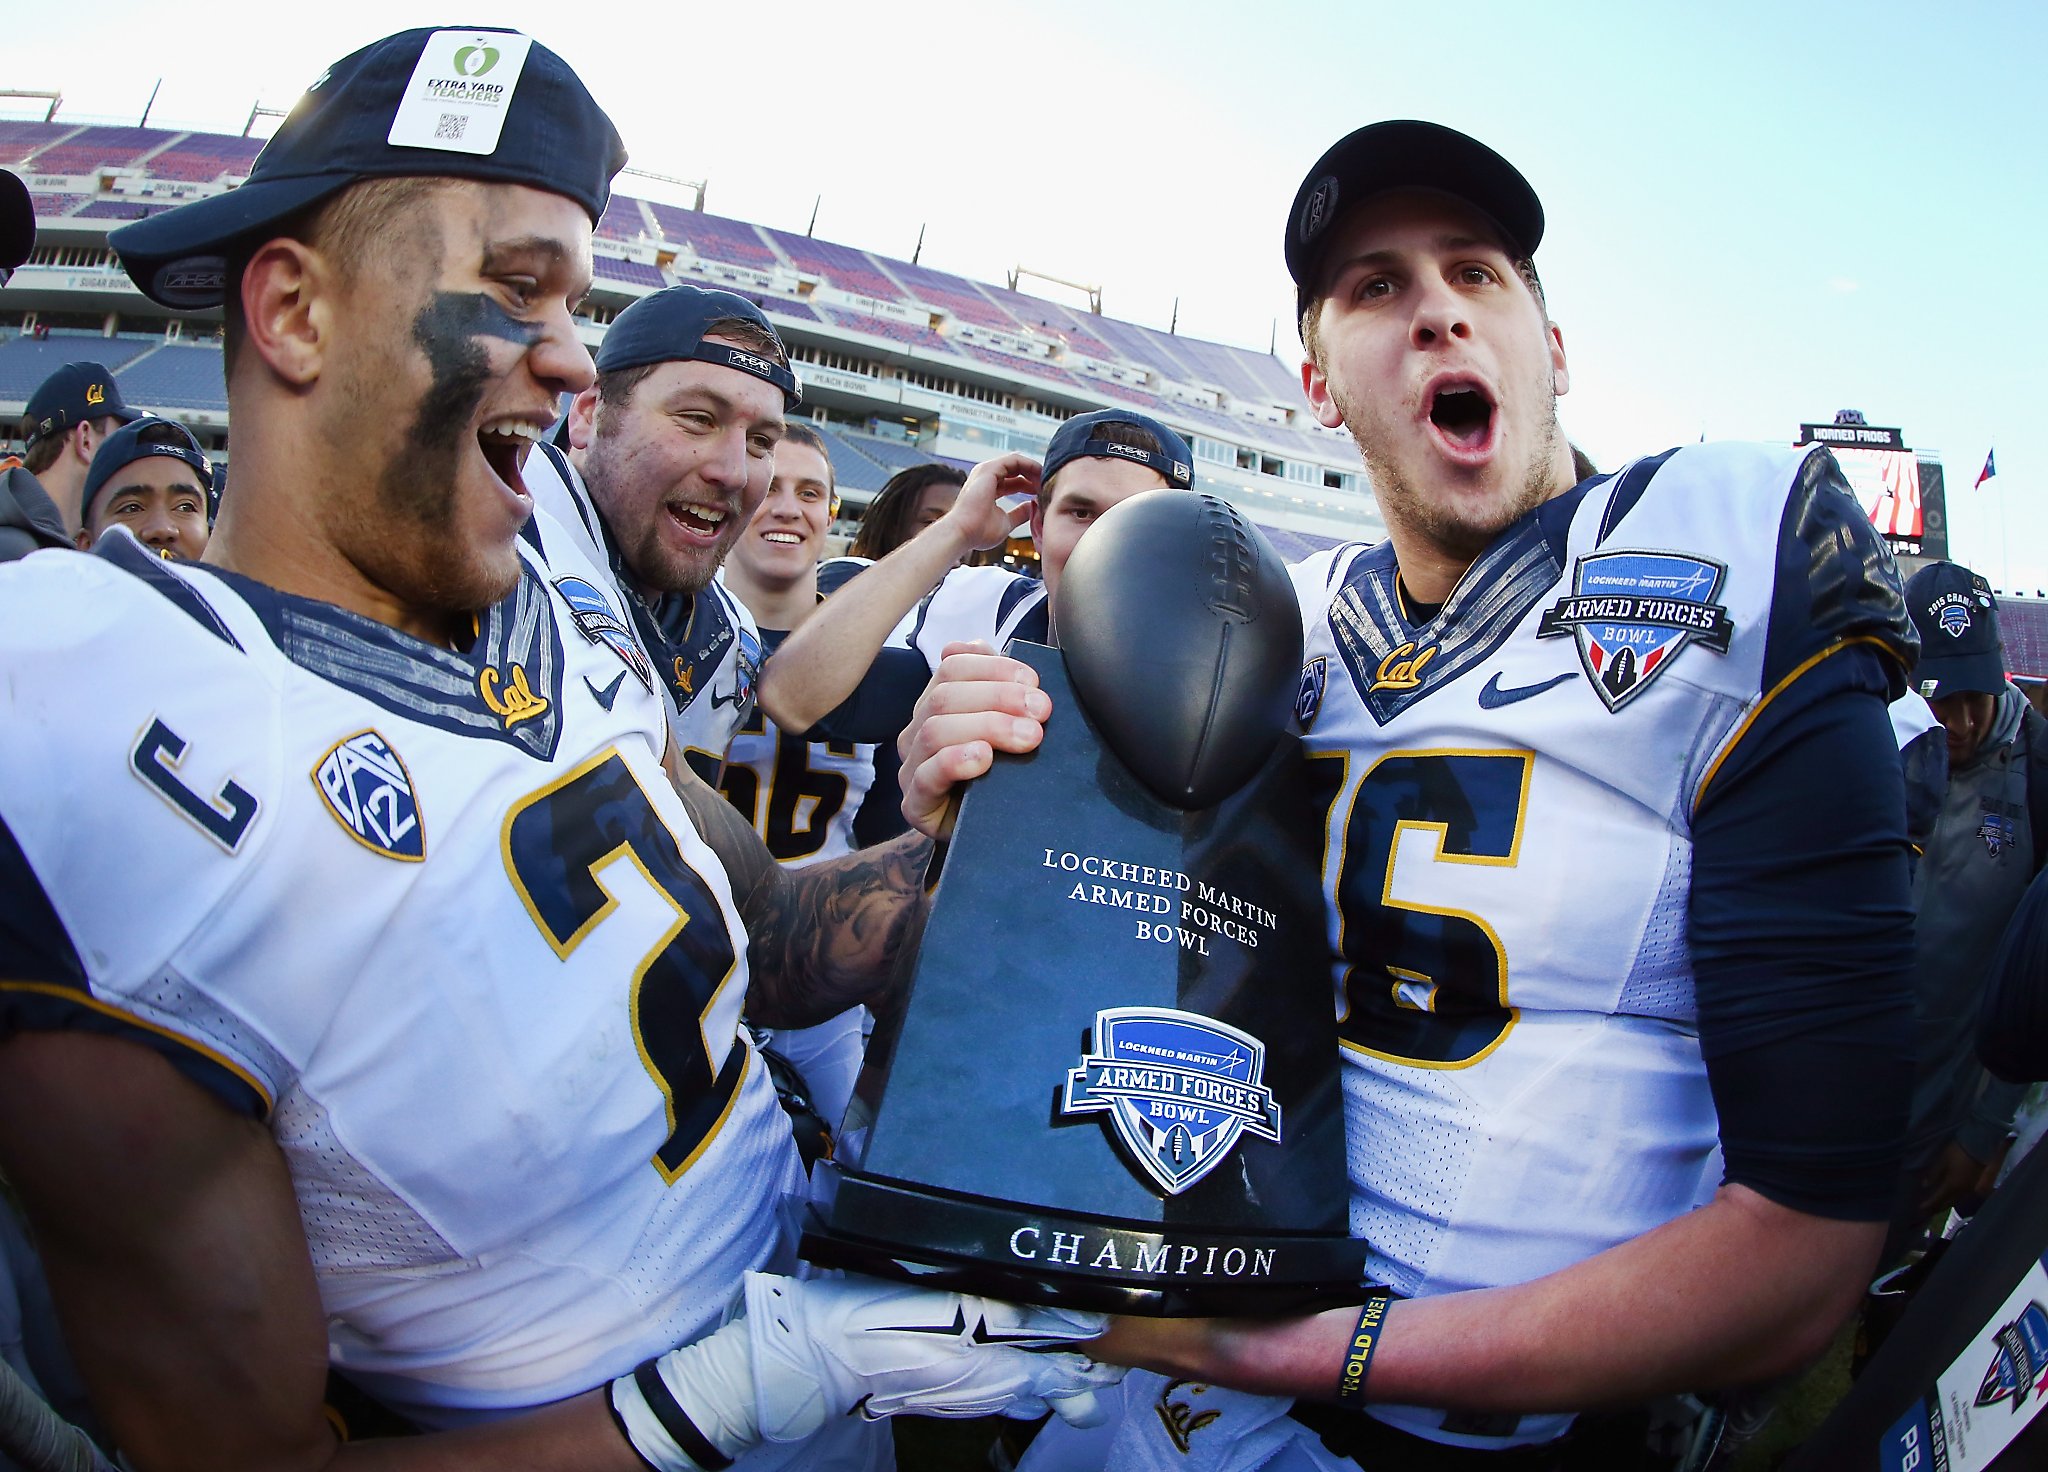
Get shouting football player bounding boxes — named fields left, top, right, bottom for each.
left=902, top=121, right=1919, bottom=1470
left=0, top=28, right=1114, bottom=1471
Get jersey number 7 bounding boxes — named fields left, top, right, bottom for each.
left=504, top=749, right=748, bottom=1181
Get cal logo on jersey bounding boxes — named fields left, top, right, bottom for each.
left=1061, top=1007, right=1281, bottom=1195
left=312, top=730, right=424, bottom=861
left=1536, top=550, right=1734, bottom=712
left=555, top=576, right=654, bottom=692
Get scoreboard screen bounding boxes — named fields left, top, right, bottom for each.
left=1796, top=417, right=1947, bottom=559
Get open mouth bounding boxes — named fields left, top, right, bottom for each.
left=668, top=502, right=728, bottom=541
left=478, top=418, right=543, bottom=501
left=761, top=529, right=804, bottom=546
left=1427, top=382, right=1497, bottom=454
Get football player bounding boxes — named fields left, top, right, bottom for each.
left=0, top=29, right=1114, bottom=1472
left=73, top=415, right=212, bottom=561
left=899, top=122, right=1919, bottom=1469
left=717, top=421, right=878, bottom=1132
left=524, top=282, right=784, bottom=777
left=756, top=410, right=1194, bottom=740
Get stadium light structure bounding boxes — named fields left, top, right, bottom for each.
left=0, top=91, right=62, bottom=124
left=1009, top=265, right=1102, bottom=317
left=243, top=102, right=290, bottom=138
left=620, top=167, right=706, bottom=213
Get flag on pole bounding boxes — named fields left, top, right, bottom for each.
left=1977, top=449, right=1997, bottom=489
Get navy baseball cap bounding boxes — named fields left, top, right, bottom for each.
left=23, top=361, right=141, bottom=451
left=1042, top=409, right=1193, bottom=493
left=1906, top=562, right=2007, bottom=700
left=0, top=169, right=32, bottom=286
left=1285, top=120, right=1545, bottom=330
left=595, top=285, right=800, bottom=409
left=110, top=27, right=627, bottom=309
left=81, top=416, right=213, bottom=523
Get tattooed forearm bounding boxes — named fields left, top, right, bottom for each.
left=742, top=833, right=933, bottom=1028
left=667, top=737, right=932, bottom=1028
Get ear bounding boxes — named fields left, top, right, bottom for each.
left=1548, top=321, right=1569, bottom=398
left=68, top=421, right=98, bottom=467
left=72, top=525, right=93, bottom=551
left=1028, top=486, right=1049, bottom=546
left=238, top=238, right=334, bottom=388
left=1302, top=357, right=1345, bottom=430
left=565, top=385, right=602, bottom=451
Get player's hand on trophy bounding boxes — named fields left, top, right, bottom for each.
left=612, top=1272, right=1120, bottom=1470
left=941, top=451, right=1041, bottom=554
left=898, top=641, right=1050, bottom=840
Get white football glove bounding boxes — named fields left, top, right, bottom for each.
left=610, top=1271, right=1122, bottom=1471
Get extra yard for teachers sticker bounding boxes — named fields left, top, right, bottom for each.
left=387, top=31, right=534, bottom=156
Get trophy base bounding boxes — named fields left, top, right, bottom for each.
left=801, top=1163, right=1370, bottom=1317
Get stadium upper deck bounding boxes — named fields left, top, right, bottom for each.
left=0, top=119, right=1383, bottom=552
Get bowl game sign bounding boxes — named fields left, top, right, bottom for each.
left=1882, top=1255, right=2048, bottom=1470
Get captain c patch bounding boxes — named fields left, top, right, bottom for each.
left=1537, top=550, right=1733, bottom=711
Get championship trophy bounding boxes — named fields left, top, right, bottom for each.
left=802, top=491, right=1365, bottom=1315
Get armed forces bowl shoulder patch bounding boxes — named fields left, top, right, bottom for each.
left=1537, top=550, right=1733, bottom=711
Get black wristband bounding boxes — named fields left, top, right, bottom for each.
left=632, top=1358, right=732, bottom=1471
left=1335, top=1294, right=1391, bottom=1408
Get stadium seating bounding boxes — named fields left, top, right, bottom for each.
left=0, top=120, right=71, bottom=163
left=597, top=197, right=650, bottom=241
left=594, top=255, right=665, bottom=289
left=2001, top=602, right=2048, bottom=680
left=648, top=203, right=779, bottom=269
left=956, top=343, right=1079, bottom=387
left=115, top=343, right=228, bottom=412
left=806, top=423, right=892, bottom=494
left=835, top=430, right=934, bottom=473
left=977, top=284, right=1115, bottom=359
left=75, top=199, right=165, bottom=220
left=820, top=309, right=951, bottom=353
left=0, top=333, right=162, bottom=402
left=23, top=126, right=163, bottom=176
left=142, top=134, right=266, bottom=183
left=888, top=262, right=1018, bottom=329
left=764, top=231, right=905, bottom=304
left=29, top=192, right=86, bottom=217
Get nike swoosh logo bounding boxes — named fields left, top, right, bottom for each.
left=584, top=671, right=627, bottom=711
left=709, top=684, right=744, bottom=709
left=883, top=1307, right=1076, bottom=1349
left=1477, top=671, right=1576, bottom=709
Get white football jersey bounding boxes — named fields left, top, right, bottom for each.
left=0, top=518, right=804, bottom=1429
left=1293, top=442, right=1909, bottom=1446
left=721, top=629, right=878, bottom=1133
left=526, top=441, right=763, bottom=772
left=908, top=564, right=1048, bottom=667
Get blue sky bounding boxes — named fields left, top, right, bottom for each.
left=12, top=0, right=2044, bottom=586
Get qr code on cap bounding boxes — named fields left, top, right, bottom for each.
left=434, top=113, right=467, bottom=142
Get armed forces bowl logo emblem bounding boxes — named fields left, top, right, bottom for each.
left=1061, top=1007, right=1281, bottom=1196
left=312, top=730, right=423, bottom=861
left=555, top=576, right=654, bottom=692
left=1975, top=1299, right=2048, bottom=1413
left=1537, top=550, right=1734, bottom=712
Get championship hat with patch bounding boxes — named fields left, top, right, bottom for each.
left=595, top=284, right=800, bottom=409
left=0, top=169, right=32, bottom=287
left=1905, top=561, right=2007, bottom=700
left=23, top=361, right=141, bottom=452
left=1042, top=409, right=1193, bottom=493
left=80, top=416, right=213, bottom=523
left=108, top=27, right=628, bottom=309
left=1284, top=120, right=1545, bottom=329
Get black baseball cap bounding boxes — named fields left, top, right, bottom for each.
left=81, top=416, right=213, bottom=524
left=1285, top=120, right=1545, bottom=330
left=595, top=285, right=800, bottom=409
left=23, top=361, right=141, bottom=451
left=1042, top=409, right=1193, bottom=493
left=0, top=169, right=32, bottom=285
left=110, top=27, right=627, bottom=309
left=1905, top=562, right=2007, bottom=700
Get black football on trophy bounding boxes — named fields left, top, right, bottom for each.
left=1054, top=492, right=1303, bottom=810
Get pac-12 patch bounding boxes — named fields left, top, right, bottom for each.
left=1061, top=1007, right=1281, bottom=1196
left=1536, top=550, right=1733, bottom=712
left=555, top=576, right=654, bottom=692
left=312, top=730, right=424, bottom=861
left=1295, top=656, right=1328, bottom=731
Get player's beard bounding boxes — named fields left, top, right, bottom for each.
left=1337, top=373, right=1568, bottom=568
